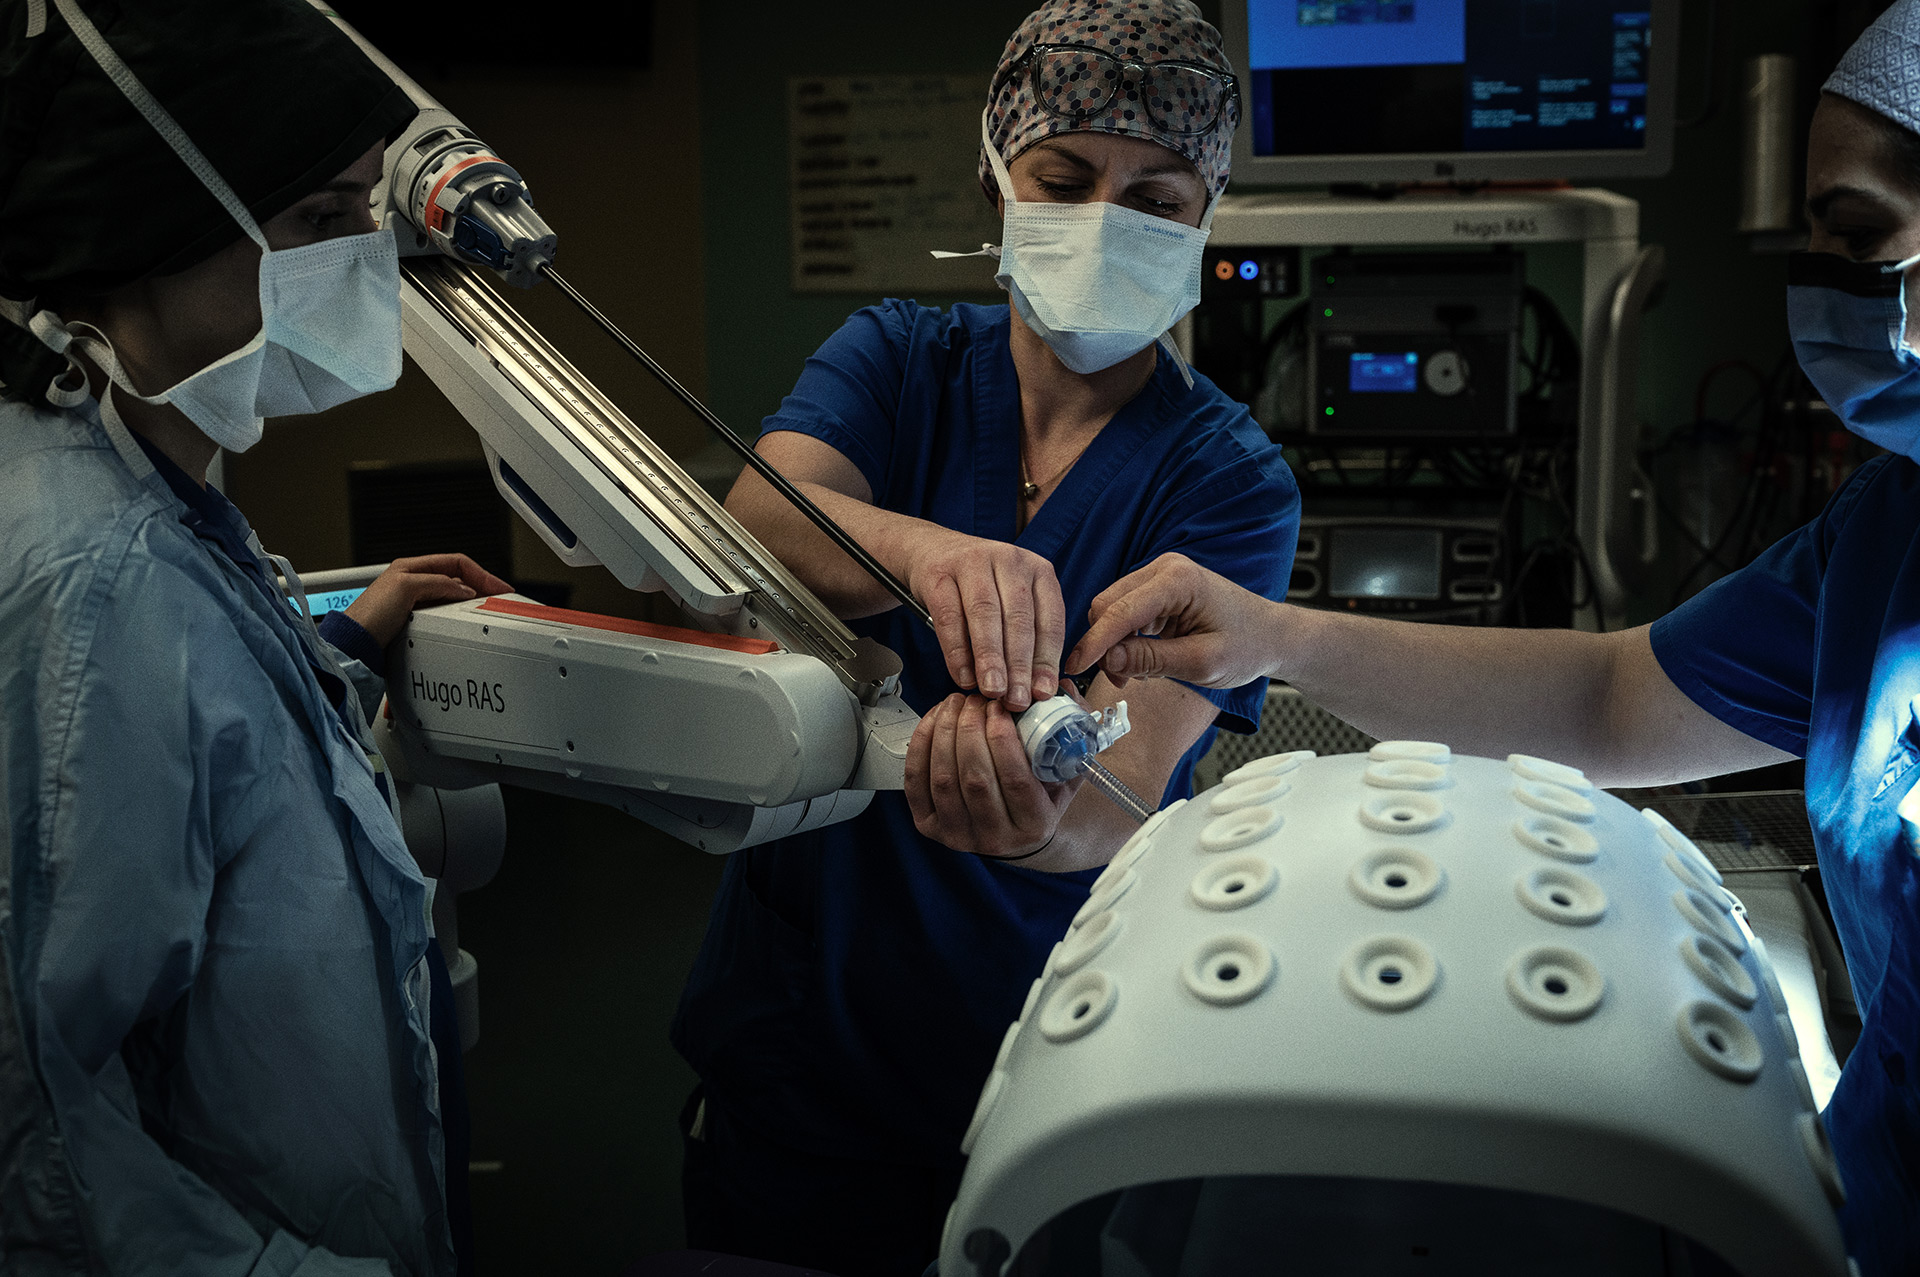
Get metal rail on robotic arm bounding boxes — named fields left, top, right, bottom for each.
left=396, top=255, right=899, bottom=696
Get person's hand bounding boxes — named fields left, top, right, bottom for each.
left=1065, top=553, right=1282, bottom=689
left=904, top=526, right=1066, bottom=711
left=905, top=693, right=1080, bottom=858
left=343, top=553, right=513, bottom=647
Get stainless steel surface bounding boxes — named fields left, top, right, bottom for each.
left=401, top=257, right=867, bottom=676
left=1580, top=242, right=1667, bottom=629
left=1738, top=55, right=1799, bottom=235
left=1085, top=758, right=1153, bottom=824
left=281, top=563, right=390, bottom=593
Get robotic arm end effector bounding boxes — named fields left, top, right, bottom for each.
left=309, top=2, right=558, bottom=286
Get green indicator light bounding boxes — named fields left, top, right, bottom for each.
left=1322, top=307, right=1333, bottom=317
left=1324, top=406, right=1335, bottom=416
left=1326, top=275, right=1335, bottom=283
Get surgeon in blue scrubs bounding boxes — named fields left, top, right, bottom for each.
left=1066, top=6, right=1920, bottom=1273
left=672, top=3, right=1297, bottom=1274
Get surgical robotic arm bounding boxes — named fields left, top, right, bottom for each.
left=316, top=7, right=1142, bottom=855
left=306, top=8, right=929, bottom=853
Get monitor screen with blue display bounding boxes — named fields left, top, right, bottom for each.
left=1350, top=351, right=1420, bottom=393
left=1223, top=0, right=1676, bottom=184
left=297, top=586, right=368, bottom=617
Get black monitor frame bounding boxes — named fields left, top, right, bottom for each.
left=1222, top=0, right=1680, bottom=186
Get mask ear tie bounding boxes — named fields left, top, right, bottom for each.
left=1158, top=333, right=1196, bottom=389
left=25, top=310, right=95, bottom=408
left=49, top=0, right=268, bottom=250
left=24, top=0, right=46, bottom=37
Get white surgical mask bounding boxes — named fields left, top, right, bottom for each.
left=956, top=110, right=1214, bottom=378
left=16, top=0, right=401, bottom=453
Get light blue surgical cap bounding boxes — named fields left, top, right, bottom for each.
left=1825, top=0, right=1920, bottom=136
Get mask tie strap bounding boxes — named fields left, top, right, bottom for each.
left=24, top=0, right=46, bottom=37
left=979, top=107, right=1020, bottom=212
left=49, top=0, right=269, bottom=251
left=1157, top=333, right=1196, bottom=389
left=929, top=244, right=1001, bottom=260
left=27, top=309, right=176, bottom=411
left=1886, top=251, right=1920, bottom=360
left=94, top=387, right=159, bottom=483
left=21, top=310, right=96, bottom=408
left=1150, top=189, right=1218, bottom=391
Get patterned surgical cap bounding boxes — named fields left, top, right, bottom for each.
left=1826, top=0, right=1920, bottom=138
left=980, top=0, right=1240, bottom=201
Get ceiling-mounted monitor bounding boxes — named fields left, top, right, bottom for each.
left=1223, top=0, right=1679, bottom=186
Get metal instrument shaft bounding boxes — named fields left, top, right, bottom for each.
left=1083, top=758, right=1154, bottom=824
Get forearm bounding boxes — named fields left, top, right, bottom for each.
left=727, top=469, right=928, bottom=619
left=1079, top=556, right=1791, bottom=789
left=1273, top=605, right=1628, bottom=775
left=1265, top=606, right=1792, bottom=786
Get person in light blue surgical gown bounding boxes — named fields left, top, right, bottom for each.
left=0, top=2, right=508, bottom=1273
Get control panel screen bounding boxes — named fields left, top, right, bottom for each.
left=1246, top=1, right=1652, bottom=158
left=1329, top=527, right=1444, bottom=599
left=296, top=586, right=368, bottom=617
left=1349, top=351, right=1420, bottom=393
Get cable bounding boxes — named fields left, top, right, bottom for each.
left=1660, top=346, right=1796, bottom=606
left=540, top=265, right=933, bottom=630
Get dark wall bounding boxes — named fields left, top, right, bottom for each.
left=697, top=0, right=1039, bottom=441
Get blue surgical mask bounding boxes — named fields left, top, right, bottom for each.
left=1787, top=249, right=1920, bottom=459
left=971, top=110, right=1212, bottom=379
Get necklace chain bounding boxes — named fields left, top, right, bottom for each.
left=1020, top=432, right=1096, bottom=501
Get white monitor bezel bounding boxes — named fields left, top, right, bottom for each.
left=1222, top=0, right=1680, bottom=186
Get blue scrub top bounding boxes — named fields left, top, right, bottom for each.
left=673, top=300, right=1298, bottom=1166
left=1651, top=454, right=1920, bottom=1277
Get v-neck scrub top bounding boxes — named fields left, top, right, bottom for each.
left=1650, top=455, right=1920, bottom=1277
left=672, top=300, right=1299, bottom=1165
